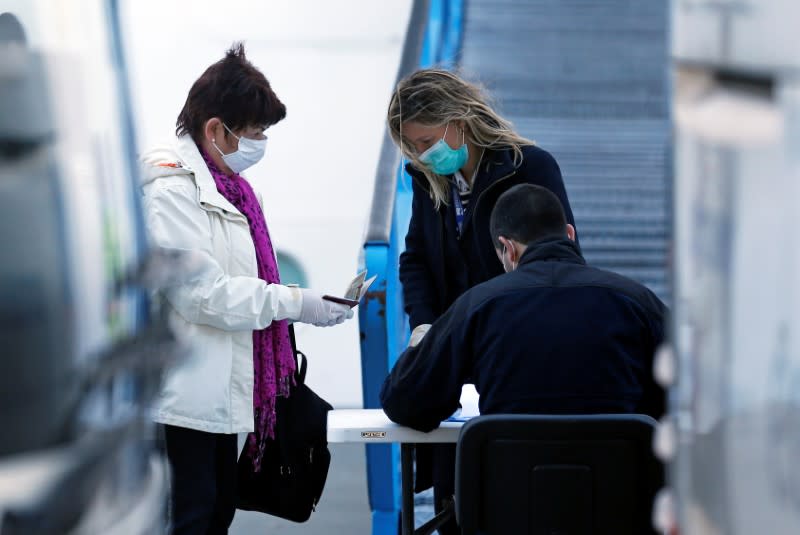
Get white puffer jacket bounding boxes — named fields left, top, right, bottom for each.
left=140, top=134, right=302, bottom=434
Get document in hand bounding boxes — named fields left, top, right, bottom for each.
left=322, top=270, right=377, bottom=307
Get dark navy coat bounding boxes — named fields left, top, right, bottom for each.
left=381, top=238, right=667, bottom=432
left=399, top=144, right=576, bottom=329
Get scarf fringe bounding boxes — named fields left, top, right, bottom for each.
left=247, top=374, right=296, bottom=472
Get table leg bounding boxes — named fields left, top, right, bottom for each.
left=401, top=443, right=414, bottom=535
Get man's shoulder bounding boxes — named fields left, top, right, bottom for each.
left=473, top=262, right=665, bottom=314
left=564, top=263, right=667, bottom=315
left=453, top=272, right=523, bottom=312
left=452, top=260, right=666, bottom=318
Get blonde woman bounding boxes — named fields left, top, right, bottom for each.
left=387, top=68, right=577, bottom=534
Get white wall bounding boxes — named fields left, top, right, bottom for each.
left=121, top=0, right=412, bottom=407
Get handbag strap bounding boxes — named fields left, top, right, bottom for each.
left=287, top=324, right=308, bottom=384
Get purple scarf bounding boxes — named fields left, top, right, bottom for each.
left=201, top=148, right=295, bottom=471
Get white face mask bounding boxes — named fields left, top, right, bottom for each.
left=212, top=123, right=267, bottom=174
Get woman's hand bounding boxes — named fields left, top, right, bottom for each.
left=297, top=289, right=354, bottom=327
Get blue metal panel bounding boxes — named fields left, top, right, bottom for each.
left=420, top=0, right=464, bottom=68
left=360, top=244, right=400, bottom=534
left=438, top=0, right=464, bottom=68
left=388, top=172, right=413, bottom=365
left=360, top=169, right=414, bottom=535
left=419, top=0, right=441, bottom=67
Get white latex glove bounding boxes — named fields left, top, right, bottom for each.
left=298, top=288, right=354, bottom=327
left=408, top=324, right=432, bottom=347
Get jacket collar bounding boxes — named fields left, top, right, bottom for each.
left=404, top=146, right=519, bottom=197
left=519, top=237, right=586, bottom=266
left=174, top=134, right=241, bottom=215
left=480, top=146, right=517, bottom=184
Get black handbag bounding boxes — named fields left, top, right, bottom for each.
left=236, top=326, right=333, bottom=522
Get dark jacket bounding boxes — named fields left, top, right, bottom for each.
left=381, top=238, right=667, bottom=432
left=399, top=144, right=576, bottom=329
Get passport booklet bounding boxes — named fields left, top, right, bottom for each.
left=322, top=270, right=377, bottom=307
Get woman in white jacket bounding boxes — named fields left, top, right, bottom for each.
left=140, top=43, right=352, bottom=534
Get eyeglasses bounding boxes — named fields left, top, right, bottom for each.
left=223, top=122, right=268, bottom=141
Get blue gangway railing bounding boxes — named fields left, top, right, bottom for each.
left=357, top=1, right=463, bottom=534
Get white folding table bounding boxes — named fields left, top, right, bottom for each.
left=327, top=409, right=464, bottom=535
left=327, top=408, right=464, bottom=444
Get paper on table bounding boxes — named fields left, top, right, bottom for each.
left=446, top=384, right=480, bottom=422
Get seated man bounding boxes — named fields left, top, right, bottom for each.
left=380, top=183, right=667, bottom=433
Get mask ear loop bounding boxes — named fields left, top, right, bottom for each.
left=222, top=122, right=241, bottom=141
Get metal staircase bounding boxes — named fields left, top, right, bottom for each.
left=460, top=0, right=672, bottom=303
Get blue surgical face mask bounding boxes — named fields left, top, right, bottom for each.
left=418, top=123, right=468, bottom=176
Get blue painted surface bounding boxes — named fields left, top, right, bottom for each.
left=419, top=0, right=442, bottom=67
left=359, top=2, right=464, bottom=533
left=359, top=245, right=400, bottom=525
left=359, top=182, right=410, bottom=534
left=438, top=0, right=463, bottom=68
left=419, top=0, right=464, bottom=69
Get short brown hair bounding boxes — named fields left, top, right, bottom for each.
left=176, top=42, right=286, bottom=142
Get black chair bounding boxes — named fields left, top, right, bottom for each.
left=455, top=414, right=663, bottom=535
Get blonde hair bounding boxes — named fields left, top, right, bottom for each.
left=387, top=68, right=534, bottom=208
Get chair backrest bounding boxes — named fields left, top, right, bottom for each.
left=455, top=414, right=663, bottom=535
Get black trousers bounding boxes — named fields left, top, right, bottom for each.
left=163, top=425, right=239, bottom=535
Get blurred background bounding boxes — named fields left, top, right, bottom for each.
left=2, top=0, right=800, bottom=534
